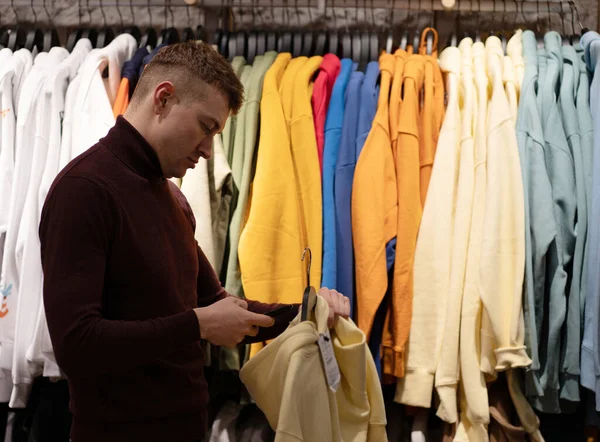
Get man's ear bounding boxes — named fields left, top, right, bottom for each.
left=153, top=81, right=176, bottom=114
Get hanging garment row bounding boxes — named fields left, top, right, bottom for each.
left=0, top=12, right=597, bottom=442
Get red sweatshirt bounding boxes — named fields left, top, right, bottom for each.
left=311, top=54, right=341, bottom=176
left=39, top=116, right=298, bottom=442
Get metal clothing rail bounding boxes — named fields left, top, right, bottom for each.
left=0, top=0, right=580, bottom=12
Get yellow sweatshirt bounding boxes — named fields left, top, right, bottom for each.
left=237, top=54, right=304, bottom=356
left=290, top=56, right=324, bottom=288
left=479, top=36, right=530, bottom=374
left=239, top=295, right=388, bottom=442
left=456, top=41, right=490, bottom=442
left=389, top=49, right=407, bottom=157
left=386, top=55, right=424, bottom=379
left=280, top=57, right=308, bottom=128
left=352, top=53, right=398, bottom=340
left=395, top=46, right=462, bottom=408
left=435, top=37, right=476, bottom=425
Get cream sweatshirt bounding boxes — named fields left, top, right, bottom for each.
left=395, top=46, right=461, bottom=408
left=435, top=37, right=476, bottom=425
left=456, top=41, right=490, bottom=442
left=240, top=295, right=387, bottom=442
left=479, top=37, right=530, bottom=376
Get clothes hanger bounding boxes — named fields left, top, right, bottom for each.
left=247, top=29, right=257, bottom=63
left=367, top=0, right=379, bottom=59
left=315, top=29, right=327, bottom=55
left=95, top=0, right=115, bottom=49
left=568, top=1, right=584, bottom=47
left=300, top=248, right=317, bottom=322
left=447, top=1, right=459, bottom=48
left=302, top=31, right=314, bottom=56
left=181, top=4, right=196, bottom=42
left=252, top=4, right=266, bottom=56
left=385, top=0, right=396, bottom=53
left=341, top=30, right=352, bottom=58
left=325, top=2, right=338, bottom=55
left=25, top=0, right=44, bottom=52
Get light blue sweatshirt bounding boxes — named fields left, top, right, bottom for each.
left=518, top=31, right=553, bottom=400
left=334, top=70, right=364, bottom=314
left=321, top=59, right=355, bottom=290
left=529, top=32, right=576, bottom=414
left=559, top=44, right=586, bottom=404
left=581, top=31, right=600, bottom=411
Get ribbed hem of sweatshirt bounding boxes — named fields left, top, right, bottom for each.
left=436, top=384, right=459, bottom=423
left=530, top=389, right=561, bottom=414
left=395, top=370, right=434, bottom=408
left=494, top=346, right=531, bottom=371
left=581, top=344, right=596, bottom=391
left=368, top=423, right=388, bottom=441
left=9, top=382, right=32, bottom=408
left=382, top=345, right=405, bottom=378
left=560, top=373, right=580, bottom=402
left=0, top=342, right=13, bottom=373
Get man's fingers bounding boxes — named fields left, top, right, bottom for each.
left=342, top=295, right=350, bottom=318
left=246, top=311, right=275, bottom=328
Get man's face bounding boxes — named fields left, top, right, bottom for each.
left=154, top=83, right=230, bottom=179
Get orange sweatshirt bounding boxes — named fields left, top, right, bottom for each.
left=352, top=53, right=398, bottom=340
left=384, top=55, right=425, bottom=379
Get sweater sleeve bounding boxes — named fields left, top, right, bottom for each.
left=40, top=176, right=201, bottom=377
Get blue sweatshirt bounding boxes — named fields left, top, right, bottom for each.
left=321, top=59, right=355, bottom=290
left=334, top=70, right=364, bottom=314
left=581, top=31, right=600, bottom=411
left=356, top=62, right=380, bottom=157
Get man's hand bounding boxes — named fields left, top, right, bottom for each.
left=318, top=287, right=351, bottom=328
left=194, top=297, right=275, bottom=348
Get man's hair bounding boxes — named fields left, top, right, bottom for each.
left=130, top=41, right=244, bottom=114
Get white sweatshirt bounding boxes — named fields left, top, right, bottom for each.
left=0, top=49, right=32, bottom=279
left=11, top=41, right=91, bottom=408
left=65, top=34, right=136, bottom=162
left=0, top=48, right=67, bottom=402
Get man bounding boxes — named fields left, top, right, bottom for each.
left=39, top=41, right=350, bottom=442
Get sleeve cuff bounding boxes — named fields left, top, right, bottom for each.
left=394, top=369, right=434, bottom=408
left=494, top=346, right=532, bottom=371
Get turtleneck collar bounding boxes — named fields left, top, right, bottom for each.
left=101, top=116, right=165, bottom=181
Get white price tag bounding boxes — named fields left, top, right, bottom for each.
left=317, top=329, right=341, bottom=393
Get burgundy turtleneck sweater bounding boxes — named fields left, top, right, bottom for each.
left=39, top=116, right=298, bottom=442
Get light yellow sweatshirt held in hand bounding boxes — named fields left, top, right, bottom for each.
left=240, top=295, right=388, bottom=442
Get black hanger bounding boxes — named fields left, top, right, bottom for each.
left=256, top=31, right=266, bottom=56
left=247, top=31, right=257, bottom=64
left=227, top=32, right=237, bottom=60
left=279, top=31, right=292, bottom=53
left=352, top=31, right=361, bottom=62
left=96, top=26, right=115, bottom=49
left=315, top=30, right=327, bottom=55
left=369, top=31, right=379, bottom=61
left=66, top=28, right=83, bottom=52
left=341, top=31, right=351, bottom=59
left=236, top=31, right=247, bottom=59
left=302, top=31, right=314, bottom=56
left=360, top=31, right=369, bottom=65
left=159, top=27, right=180, bottom=46
left=182, top=27, right=196, bottom=42
left=196, top=25, right=206, bottom=41
left=140, top=27, right=157, bottom=50
left=300, top=248, right=317, bottom=322
left=413, top=28, right=420, bottom=52
left=328, top=31, right=339, bottom=56
left=400, top=30, right=409, bottom=50
left=25, top=28, right=44, bottom=52
left=123, top=26, right=142, bottom=44
left=8, top=28, right=26, bottom=51
left=81, top=28, right=99, bottom=47
left=292, top=31, right=303, bottom=57
left=43, top=28, right=61, bottom=52
left=266, top=31, right=277, bottom=51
